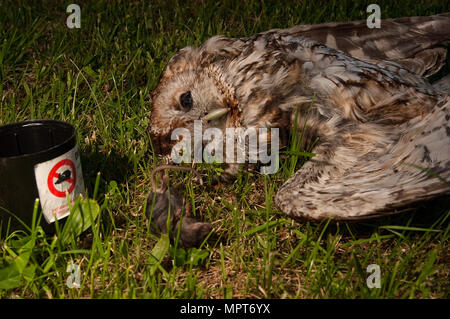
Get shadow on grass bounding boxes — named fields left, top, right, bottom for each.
left=80, top=149, right=136, bottom=192
left=308, top=196, right=450, bottom=239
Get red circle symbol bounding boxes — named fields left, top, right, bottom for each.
left=47, top=159, right=76, bottom=198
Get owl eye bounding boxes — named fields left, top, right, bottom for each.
left=179, top=91, right=193, bottom=110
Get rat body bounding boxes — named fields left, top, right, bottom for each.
left=146, top=165, right=212, bottom=248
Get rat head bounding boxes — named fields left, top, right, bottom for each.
left=176, top=217, right=213, bottom=248
left=149, top=37, right=243, bottom=157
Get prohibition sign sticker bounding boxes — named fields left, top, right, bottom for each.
left=47, top=159, right=76, bottom=197
left=35, top=146, right=85, bottom=224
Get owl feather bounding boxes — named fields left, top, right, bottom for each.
left=150, top=13, right=450, bottom=220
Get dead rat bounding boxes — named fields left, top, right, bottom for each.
left=146, top=165, right=212, bottom=248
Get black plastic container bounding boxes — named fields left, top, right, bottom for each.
left=0, top=120, right=85, bottom=235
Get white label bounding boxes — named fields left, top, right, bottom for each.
left=34, top=146, right=85, bottom=223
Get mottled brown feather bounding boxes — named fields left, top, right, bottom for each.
left=149, top=13, right=450, bottom=220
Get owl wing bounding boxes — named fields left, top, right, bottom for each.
left=433, top=74, right=450, bottom=92
left=275, top=96, right=450, bottom=220
left=270, top=24, right=450, bottom=220
left=279, top=34, right=440, bottom=125
left=278, top=13, right=450, bottom=77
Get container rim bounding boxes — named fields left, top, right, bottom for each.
left=0, top=119, right=76, bottom=160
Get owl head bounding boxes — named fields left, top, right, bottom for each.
left=149, top=36, right=244, bottom=156
left=150, top=34, right=305, bottom=163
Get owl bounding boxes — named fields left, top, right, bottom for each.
left=149, top=13, right=450, bottom=221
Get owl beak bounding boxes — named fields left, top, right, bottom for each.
left=202, top=108, right=229, bottom=122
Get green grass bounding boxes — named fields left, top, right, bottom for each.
left=0, top=0, right=449, bottom=298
